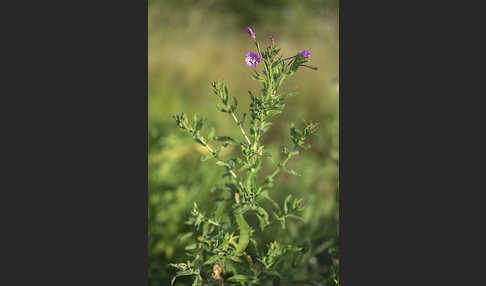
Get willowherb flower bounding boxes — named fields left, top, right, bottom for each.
left=245, top=51, right=261, bottom=68
left=300, top=50, right=311, bottom=59
left=247, top=27, right=255, bottom=39
left=269, top=34, right=274, bottom=42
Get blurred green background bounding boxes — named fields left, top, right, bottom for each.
left=149, top=0, right=339, bottom=284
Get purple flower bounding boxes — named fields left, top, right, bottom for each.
left=245, top=51, right=261, bottom=68
left=247, top=27, right=255, bottom=39
left=300, top=50, right=311, bottom=59
left=269, top=34, right=274, bottom=41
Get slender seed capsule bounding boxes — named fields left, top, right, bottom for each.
left=235, top=213, right=250, bottom=255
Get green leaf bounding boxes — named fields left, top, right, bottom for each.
left=169, top=263, right=188, bottom=271
left=207, top=127, right=215, bottom=142
left=234, top=204, right=251, bottom=215
left=201, top=154, right=215, bottom=162
left=175, top=270, right=196, bottom=277
left=282, top=166, right=300, bottom=176
left=260, top=190, right=280, bottom=212
left=216, top=161, right=229, bottom=167
left=216, top=104, right=228, bottom=113
left=247, top=90, right=255, bottom=100
left=192, top=275, right=202, bottom=286
left=194, top=137, right=205, bottom=146
left=222, top=172, right=233, bottom=179
left=286, top=214, right=305, bottom=222
left=227, top=274, right=250, bottom=282
left=265, top=270, right=281, bottom=278
left=214, top=136, right=238, bottom=144
left=268, top=110, right=282, bottom=118
left=251, top=74, right=266, bottom=82
left=195, top=119, right=203, bottom=132
left=228, top=256, right=244, bottom=263
left=240, top=112, right=247, bottom=127
left=223, top=86, right=229, bottom=104
left=284, top=92, right=297, bottom=97
left=284, top=195, right=292, bottom=214
left=255, top=207, right=270, bottom=232
left=180, top=232, right=192, bottom=241
left=225, top=183, right=240, bottom=193
left=203, top=255, right=220, bottom=265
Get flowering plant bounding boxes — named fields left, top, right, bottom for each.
left=170, top=27, right=322, bottom=286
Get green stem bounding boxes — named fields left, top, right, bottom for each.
left=265, top=147, right=298, bottom=185
left=231, top=112, right=251, bottom=146
left=273, top=55, right=297, bottom=66
left=201, top=136, right=244, bottom=189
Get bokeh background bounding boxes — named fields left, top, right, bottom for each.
left=149, top=0, right=339, bottom=284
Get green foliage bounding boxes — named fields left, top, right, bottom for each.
left=167, top=29, right=337, bottom=286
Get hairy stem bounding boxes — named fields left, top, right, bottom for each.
left=231, top=112, right=251, bottom=145
left=201, top=137, right=244, bottom=189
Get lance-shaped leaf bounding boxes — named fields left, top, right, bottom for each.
left=201, top=153, right=216, bottom=162
left=207, top=127, right=215, bottom=143
left=282, top=166, right=300, bottom=176
left=203, top=254, right=220, bottom=265
left=216, top=104, right=229, bottom=113
left=255, top=206, right=270, bottom=231
left=284, top=194, right=292, bottom=215
left=251, top=73, right=266, bottom=82
left=214, top=136, right=239, bottom=144
left=230, top=96, right=238, bottom=112
left=227, top=274, right=250, bottom=282
left=259, top=190, right=281, bottom=213
left=240, top=112, right=247, bottom=127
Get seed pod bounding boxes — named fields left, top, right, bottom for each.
left=235, top=214, right=250, bottom=255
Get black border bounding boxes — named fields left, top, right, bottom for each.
left=4, top=1, right=148, bottom=284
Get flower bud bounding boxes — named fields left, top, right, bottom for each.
left=247, top=27, right=255, bottom=39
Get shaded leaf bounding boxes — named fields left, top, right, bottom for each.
left=227, top=274, right=250, bottom=282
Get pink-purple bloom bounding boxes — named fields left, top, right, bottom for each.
left=245, top=51, right=261, bottom=68
left=269, top=34, right=274, bottom=41
left=247, top=27, right=255, bottom=39
left=301, top=50, right=311, bottom=59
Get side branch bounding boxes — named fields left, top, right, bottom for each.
left=263, top=147, right=299, bottom=186
left=231, top=112, right=251, bottom=146
left=201, top=137, right=244, bottom=188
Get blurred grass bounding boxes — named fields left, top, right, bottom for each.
left=149, top=0, right=339, bottom=284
